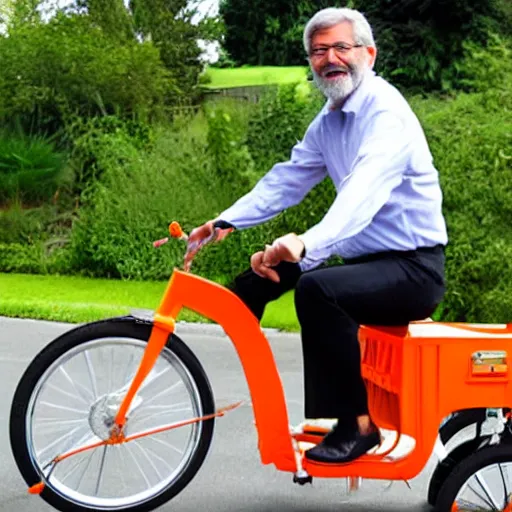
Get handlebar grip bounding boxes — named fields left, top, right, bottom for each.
left=153, top=237, right=169, bottom=248
left=169, top=221, right=188, bottom=240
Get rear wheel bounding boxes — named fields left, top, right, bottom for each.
left=10, top=317, right=215, bottom=512
left=435, top=443, right=512, bottom=512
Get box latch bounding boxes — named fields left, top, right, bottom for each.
left=472, top=351, right=508, bottom=376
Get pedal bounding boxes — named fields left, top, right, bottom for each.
left=293, top=473, right=313, bottom=486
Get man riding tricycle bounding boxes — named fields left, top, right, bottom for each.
left=9, top=7, right=512, bottom=512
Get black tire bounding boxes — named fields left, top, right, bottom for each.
left=435, top=443, right=512, bottom=512
left=439, top=408, right=486, bottom=445
left=427, top=437, right=487, bottom=506
left=10, top=316, right=215, bottom=512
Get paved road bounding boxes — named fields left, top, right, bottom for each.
left=0, top=316, right=439, bottom=512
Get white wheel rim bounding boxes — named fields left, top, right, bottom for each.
left=454, top=461, right=512, bottom=511
left=26, top=337, right=204, bottom=509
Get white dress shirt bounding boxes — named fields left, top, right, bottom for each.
left=218, top=70, right=448, bottom=272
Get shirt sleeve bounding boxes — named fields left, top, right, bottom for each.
left=299, top=110, right=410, bottom=264
left=217, top=118, right=327, bottom=229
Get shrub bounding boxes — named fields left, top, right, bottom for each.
left=0, top=131, right=70, bottom=205
left=0, top=13, right=175, bottom=135
left=68, top=113, right=242, bottom=280
left=410, top=86, right=512, bottom=322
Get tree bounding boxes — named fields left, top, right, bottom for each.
left=219, top=0, right=334, bottom=66
left=220, top=0, right=512, bottom=90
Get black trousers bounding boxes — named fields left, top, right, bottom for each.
left=228, top=246, right=446, bottom=429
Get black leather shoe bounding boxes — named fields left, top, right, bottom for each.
left=305, top=427, right=381, bottom=464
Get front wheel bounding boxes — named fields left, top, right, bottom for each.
left=10, top=317, right=215, bottom=512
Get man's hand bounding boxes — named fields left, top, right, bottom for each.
left=251, top=233, right=305, bottom=283
left=184, top=220, right=232, bottom=272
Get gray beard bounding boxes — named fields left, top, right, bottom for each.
left=312, top=65, right=366, bottom=106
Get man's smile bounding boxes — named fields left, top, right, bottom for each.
left=322, top=67, right=350, bottom=79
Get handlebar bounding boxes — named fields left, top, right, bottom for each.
left=153, top=221, right=188, bottom=248
left=153, top=221, right=220, bottom=251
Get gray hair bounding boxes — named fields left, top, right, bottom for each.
left=303, top=8, right=376, bottom=55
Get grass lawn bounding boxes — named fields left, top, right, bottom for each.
left=0, top=273, right=300, bottom=331
left=201, top=66, right=309, bottom=89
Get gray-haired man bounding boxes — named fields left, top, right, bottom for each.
left=185, top=7, right=447, bottom=463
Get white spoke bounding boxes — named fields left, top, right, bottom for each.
left=123, top=353, right=136, bottom=387
left=83, top=351, right=98, bottom=399
left=58, top=366, right=94, bottom=403
left=40, top=401, right=88, bottom=415
left=498, top=463, right=508, bottom=509
left=36, top=424, right=89, bottom=461
left=94, top=446, right=108, bottom=496
left=139, top=367, right=172, bottom=393
left=60, top=450, right=94, bottom=488
left=132, top=440, right=163, bottom=480
left=475, top=471, right=502, bottom=510
left=46, top=382, right=90, bottom=406
left=74, top=449, right=96, bottom=491
left=35, top=417, right=88, bottom=435
left=130, top=406, right=192, bottom=429
left=139, top=443, right=175, bottom=472
left=139, top=381, right=184, bottom=409
left=148, top=435, right=185, bottom=455
left=108, top=346, right=114, bottom=392
left=125, top=443, right=152, bottom=488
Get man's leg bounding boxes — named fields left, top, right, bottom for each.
left=227, top=261, right=302, bottom=320
left=294, top=250, right=445, bottom=463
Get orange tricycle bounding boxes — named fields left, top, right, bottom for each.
left=9, top=222, right=512, bottom=512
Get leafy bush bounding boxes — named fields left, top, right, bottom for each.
left=454, top=33, right=512, bottom=92
left=63, top=115, right=154, bottom=194
left=205, top=106, right=255, bottom=186
left=410, top=86, right=512, bottom=321
left=0, top=131, right=70, bottom=204
left=68, top=113, right=243, bottom=280
left=0, top=13, right=175, bottom=135
left=0, top=200, right=76, bottom=274
left=9, top=78, right=512, bottom=325
left=0, top=242, right=46, bottom=273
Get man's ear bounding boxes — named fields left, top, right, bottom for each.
left=366, top=46, right=377, bottom=68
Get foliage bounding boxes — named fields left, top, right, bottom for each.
left=0, top=242, right=46, bottom=273
left=353, top=0, right=512, bottom=90
left=63, top=115, right=154, bottom=194
left=0, top=200, right=76, bottom=273
left=0, top=131, right=70, bottom=204
left=454, top=33, right=512, bottom=92
left=128, top=0, right=223, bottom=100
left=80, top=0, right=134, bottom=41
left=219, top=0, right=511, bottom=91
left=219, top=0, right=333, bottom=66
left=205, top=107, right=255, bottom=186
left=67, top=114, right=241, bottom=280
left=409, top=86, right=512, bottom=321
left=0, top=12, right=175, bottom=135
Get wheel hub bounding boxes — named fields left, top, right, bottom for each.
left=88, top=392, right=142, bottom=440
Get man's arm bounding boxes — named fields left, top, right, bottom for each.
left=218, top=120, right=327, bottom=229
left=298, top=110, right=411, bottom=265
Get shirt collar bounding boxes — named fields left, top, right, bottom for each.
left=322, top=69, right=376, bottom=116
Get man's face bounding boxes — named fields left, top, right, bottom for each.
left=309, top=21, right=376, bottom=105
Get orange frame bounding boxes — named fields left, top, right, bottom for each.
left=113, top=269, right=512, bottom=482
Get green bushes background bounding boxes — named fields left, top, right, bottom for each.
left=2, top=75, right=511, bottom=323
left=0, top=2, right=511, bottom=325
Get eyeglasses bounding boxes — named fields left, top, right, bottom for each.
left=309, top=42, right=363, bottom=58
